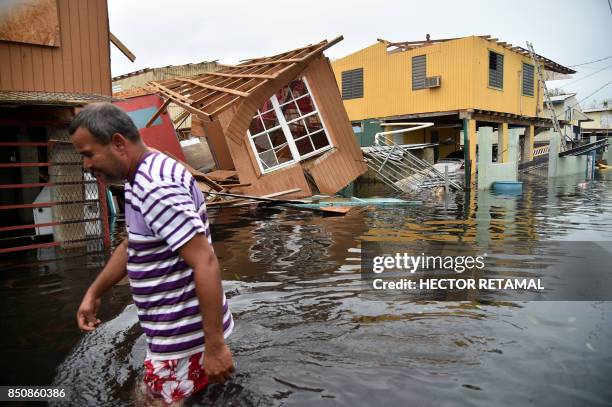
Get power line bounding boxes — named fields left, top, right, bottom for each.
left=561, top=62, right=612, bottom=87
left=569, top=80, right=612, bottom=108
left=568, top=55, right=612, bottom=67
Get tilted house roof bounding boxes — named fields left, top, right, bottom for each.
left=147, top=37, right=344, bottom=128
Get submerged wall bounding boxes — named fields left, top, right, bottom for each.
left=548, top=132, right=587, bottom=178
left=477, top=127, right=519, bottom=190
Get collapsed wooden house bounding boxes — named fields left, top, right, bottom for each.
left=146, top=36, right=367, bottom=199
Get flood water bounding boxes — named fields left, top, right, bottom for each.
left=2, top=170, right=612, bottom=406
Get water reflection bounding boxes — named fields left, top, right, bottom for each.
left=2, top=173, right=612, bottom=406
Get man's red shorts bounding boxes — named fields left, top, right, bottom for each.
left=143, top=351, right=209, bottom=404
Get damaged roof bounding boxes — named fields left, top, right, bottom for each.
left=377, top=35, right=576, bottom=75
left=147, top=36, right=343, bottom=120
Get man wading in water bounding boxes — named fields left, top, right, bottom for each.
left=72, top=103, right=234, bottom=405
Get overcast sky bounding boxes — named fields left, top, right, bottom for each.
left=108, top=0, right=612, bottom=108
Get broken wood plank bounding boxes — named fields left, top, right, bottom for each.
left=206, top=198, right=246, bottom=207
left=163, top=151, right=224, bottom=191
left=202, top=190, right=349, bottom=216
left=204, top=170, right=238, bottom=181
left=149, top=82, right=194, bottom=105
left=260, top=188, right=302, bottom=198
left=110, top=32, right=136, bottom=62
left=145, top=98, right=171, bottom=128
left=236, top=58, right=304, bottom=68
left=176, top=77, right=250, bottom=97
left=206, top=72, right=275, bottom=79
left=223, top=183, right=251, bottom=188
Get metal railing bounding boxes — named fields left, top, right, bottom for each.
left=361, top=122, right=463, bottom=192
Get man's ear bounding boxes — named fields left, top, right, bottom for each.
left=110, top=133, right=128, bottom=153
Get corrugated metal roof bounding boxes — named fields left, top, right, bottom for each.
left=549, top=93, right=576, bottom=103
left=378, top=35, right=576, bottom=74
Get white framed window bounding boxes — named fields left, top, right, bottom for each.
left=247, top=77, right=333, bottom=174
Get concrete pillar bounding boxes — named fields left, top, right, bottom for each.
left=548, top=132, right=560, bottom=178
left=525, top=124, right=535, bottom=162
left=468, top=119, right=477, bottom=176
left=498, top=122, right=509, bottom=163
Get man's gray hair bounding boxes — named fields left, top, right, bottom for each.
left=69, top=102, right=140, bottom=144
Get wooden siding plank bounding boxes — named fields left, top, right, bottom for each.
left=8, top=44, right=23, bottom=90
left=69, top=0, right=83, bottom=91
left=88, top=0, right=102, bottom=94
left=97, top=0, right=111, bottom=95
left=58, top=0, right=74, bottom=92
left=0, top=43, right=12, bottom=89
left=78, top=0, right=93, bottom=93
left=20, top=45, right=35, bottom=91
left=41, top=47, right=55, bottom=92
left=32, top=47, right=45, bottom=91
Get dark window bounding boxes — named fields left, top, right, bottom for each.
left=488, top=51, right=504, bottom=89
left=412, top=55, right=426, bottom=90
left=522, top=63, right=534, bottom=96
left=341, top=68, right=363, bottom=99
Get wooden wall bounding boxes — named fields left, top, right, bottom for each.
left=0, top=0, right=111, bottom=95
left=206, top=55, right=366, bottom=198
left=301, top=57, right=367, bottom=194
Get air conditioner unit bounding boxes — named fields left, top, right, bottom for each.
left=425, top=76, right=441, bottom=88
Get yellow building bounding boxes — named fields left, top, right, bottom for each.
left=331, top=35, right=575, bottom=175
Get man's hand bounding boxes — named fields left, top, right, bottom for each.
left=76, top=292, right=102, bottom=331
left=204, top=342, right=235, bottom=384
left=75, top=238, right=128, bottom=332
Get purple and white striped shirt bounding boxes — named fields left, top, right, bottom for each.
left=124, top=151, right=233, bottom=361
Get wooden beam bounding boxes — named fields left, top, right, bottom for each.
left=176, top=77, right=250, bottom=97
left=110, top=32, right=136, bottom=62
left=145, top=98, right=171, bottom=128
left=173, top=110, right=191, bottom=125
left=149, top=82, right=194, bottom=105
left=236, top=58, right=305, bottom=67
left=206, top=71, right=275, bottom=79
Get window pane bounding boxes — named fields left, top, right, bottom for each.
left=296, top=96, right=315, bottom=116
left=280, top=101, right=300, bottom=122
left=252, top=134, right=272, bottom=153
left=275, top=145, right=293, bottom=164
left=249, top=116, right=265, bottom=135
left=289, top=79, right=309, bottom=99
left=261, top=109, right=280, bottom=130
left=311, top=130, right=330, bottom=150
left=295, top=135, right=315, bottom=156
left=260, top=99, right=274, bottom=113
left=268, top=127, right=289, bottom=149
left=258, top=150, right=278, bottom=169
left=288, top=119, right=308, bottom=139
left=275, top=86, right=292, bottom=105
left=304, top=114, right=323, bottom=134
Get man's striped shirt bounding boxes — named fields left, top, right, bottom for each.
left=124, top=151, right=233, bottom=361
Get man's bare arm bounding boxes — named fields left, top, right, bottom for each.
left=76, top=238, right=129, bottom=331
left=179, top=233, right=234, bottom=384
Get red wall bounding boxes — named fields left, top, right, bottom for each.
left=114, top=94, right=185, bottom=161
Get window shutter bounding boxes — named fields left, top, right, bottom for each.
left=412, top=55, right=426, bottom=90
left=522, top=63, right=534, bottom=96
left=488, top=51, right=504, bottom=89
left=341, top=68, right=364, bottom=99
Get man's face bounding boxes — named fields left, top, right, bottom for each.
left=71, top=127, right=128, bottom=184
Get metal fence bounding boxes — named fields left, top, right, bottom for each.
left=48, top=127, right=109, bottom=251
